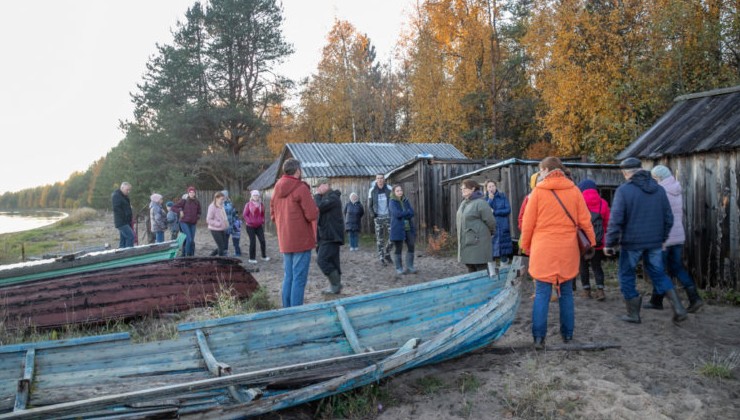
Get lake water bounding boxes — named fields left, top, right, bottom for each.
left=0, top=210, right=69, bottom=235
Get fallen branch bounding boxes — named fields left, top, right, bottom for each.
left=481, top=342, right=621, bottom=354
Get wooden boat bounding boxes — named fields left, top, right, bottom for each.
left=0, top=257, right=525, bottom=419
left=0, top=257, right=259, bottom=329
left=0, top=234, right=186, bottom=287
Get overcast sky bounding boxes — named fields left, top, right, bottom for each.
left=0, top=0, right=412, bottom=194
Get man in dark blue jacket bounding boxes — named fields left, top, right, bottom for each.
left=604, top=158, right=687, bottom=324
left=111, top=182, right=134, bottom=248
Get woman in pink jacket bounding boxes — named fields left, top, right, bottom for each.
left=576, top=179, right=610, bottom=301
left=206, top=191, right=229, bottom=256
left=243, top=190, right=270, bottom=264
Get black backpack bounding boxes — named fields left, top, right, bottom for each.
left=590, top=202, right=604, bottom=248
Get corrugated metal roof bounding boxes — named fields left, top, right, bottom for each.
left=617, top=85, right=740, bottom=159
left=286, top=143, right=467, bottom=178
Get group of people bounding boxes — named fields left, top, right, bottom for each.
left=111, top=184, right=270, bottom=264
left=516, top=156, right=702, bottom=349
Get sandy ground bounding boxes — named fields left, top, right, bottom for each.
left=70, top=213, right=740, bottom=418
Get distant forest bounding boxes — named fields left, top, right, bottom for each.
left=2, top=0, right=738, bottom=211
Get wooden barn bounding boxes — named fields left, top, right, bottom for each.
left=617, top=85, right=740, bottom=290
left=248, top=143, right=478, bottom=238
left=442, top=158, right=624, bottom=241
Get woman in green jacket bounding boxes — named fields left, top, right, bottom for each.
left=456, top=179, right=497, bottom=272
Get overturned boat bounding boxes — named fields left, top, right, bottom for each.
left=0, top=257, right=259, bottom=329
left=0, top=234, right=186, bottom=287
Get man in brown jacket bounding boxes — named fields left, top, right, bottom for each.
left=271, top=158, right=319, bottom=307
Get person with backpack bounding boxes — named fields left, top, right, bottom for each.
left=577, top=179, right=610, bottom=301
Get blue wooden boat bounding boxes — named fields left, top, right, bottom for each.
left=0, top=258, right=524, bottom=419
left=0, top=234, right=186, bottom=287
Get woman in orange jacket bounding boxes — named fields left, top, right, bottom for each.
left=520, top=157, right=596, bottom=349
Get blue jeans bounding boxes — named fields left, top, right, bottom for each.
left=117, top=224, right=134, bottom=248
left=180, top=222, right=197, bottom=256
left=282, top=250, right=311, bottom=307
left=231, top=237, right=241, bottom=256
left=651, top=244, right=695, bottom=294
left=532, top=280, right=574, bottom=339
left=154, top=231, right=165, bottom=243
left=348, top=231, right=359, bottom=249
left=619, top=248, right=674, bottom=300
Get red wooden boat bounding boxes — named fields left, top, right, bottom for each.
left=0, top=257, right=259, bottom=329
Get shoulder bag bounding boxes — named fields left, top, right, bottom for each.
left=550, top=190, right=595, bottom=259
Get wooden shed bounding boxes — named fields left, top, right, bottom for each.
left=248, top=143, right=475, bottom=236
left=617, top=85, right=740, bottom=290
left=385, top=157, right=486, bottom=241
left=441, top=159, right=624, bottom=241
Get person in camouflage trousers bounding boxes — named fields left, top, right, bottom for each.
left=368, top=174, right=393, bottom=266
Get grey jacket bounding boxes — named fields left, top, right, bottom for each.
left=456, top=192, right=496, bottom=265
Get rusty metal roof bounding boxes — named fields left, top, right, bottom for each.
left=617, top=85, right=740, bottom=159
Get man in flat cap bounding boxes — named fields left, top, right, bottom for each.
left=604, top=157, right=688, bottom=324
left=313, top=177, right=345, bottom=294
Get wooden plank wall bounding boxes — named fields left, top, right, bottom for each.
left=655, top=151, right=739, bottom=290
left=445, top=163, right=625, bottom=241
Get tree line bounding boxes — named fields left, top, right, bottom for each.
left=1, top=0, right=738, bottom=211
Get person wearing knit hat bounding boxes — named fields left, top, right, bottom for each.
left=644, top=165, right=704, bottom=312
left=171, top=186, right=202, bottom=256
left=243, top=189, right=270, bottom=264
left=575, top=179, right=610, bottom=301
left=165, top=201, right=180, bottom=241
left=605, top=158, right=689, bottom=324
left=149, top=193, right=167, bottom=243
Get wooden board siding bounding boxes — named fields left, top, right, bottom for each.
left=445, top=162, right=625, bottom=241
left=652, top=151, right=739, bottom=290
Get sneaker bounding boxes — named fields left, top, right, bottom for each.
left=248, top=259, right=257, bottom=264
left=384, top=255, right=393, bottom=264
left=594, top=289, right=606, bottom=301
left=261, top=256, right=270, bottom=262
left=380, top=259, right=387, bottom=267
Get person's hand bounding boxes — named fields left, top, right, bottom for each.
left=603, top=247, right=616, bottom=256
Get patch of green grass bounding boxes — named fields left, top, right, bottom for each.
left=698, top=349, right=739, bottom=379
left=415, top=374, right=446, bottom=395
left=314, top=382, right=395, bottom=419
left=243, top=287, right=277, bottom=313
left=456, top=372, right=481, bottom=394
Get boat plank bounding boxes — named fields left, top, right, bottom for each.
left=12, top=349, right=33, bottom=411
left=195, top=330, right=230, bottom=377
left=334, top=305, right=363, bottom=354
left=0, top=333, right=130, bottom=354
left=2, top=349, right=396, bottom=418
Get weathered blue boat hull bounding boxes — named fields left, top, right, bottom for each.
left=0, top=259, right=524, bottom=419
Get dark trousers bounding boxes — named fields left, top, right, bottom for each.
left=392, top=231, right=416, bottom=258
left=246, top=225, right=267, bottom=260
left=210, top=229, right=229, bottom=256
left=580, top=250, right=605, bottom=289
left=317, top=241, right=341, bottom=276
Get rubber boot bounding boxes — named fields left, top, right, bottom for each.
left=405, top=252, right=417, bottom=274
left=685, top=286, right=704, bottom=313
left=394, top=254, right=404, bottom=276
left=620, top=296, right=642, bottom=323
left=665, top=289, right=688, bottom=323
left=643, top=292, right=664, bottom=310
left=321, top=270, right=342, bottom=294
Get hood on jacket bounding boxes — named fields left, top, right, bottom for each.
left=582, top=189, right=603, bottom=210
left=658, top=175, right=682, bottom=198
left=536, top=170, right=575, bottom=191
left=577, top=179, right=597, bottom=192
left=274, top=175, right=304, bottom=199
left=468, top=190, right=484, bottom=200
left=629, top=170, right=661, bottom=194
